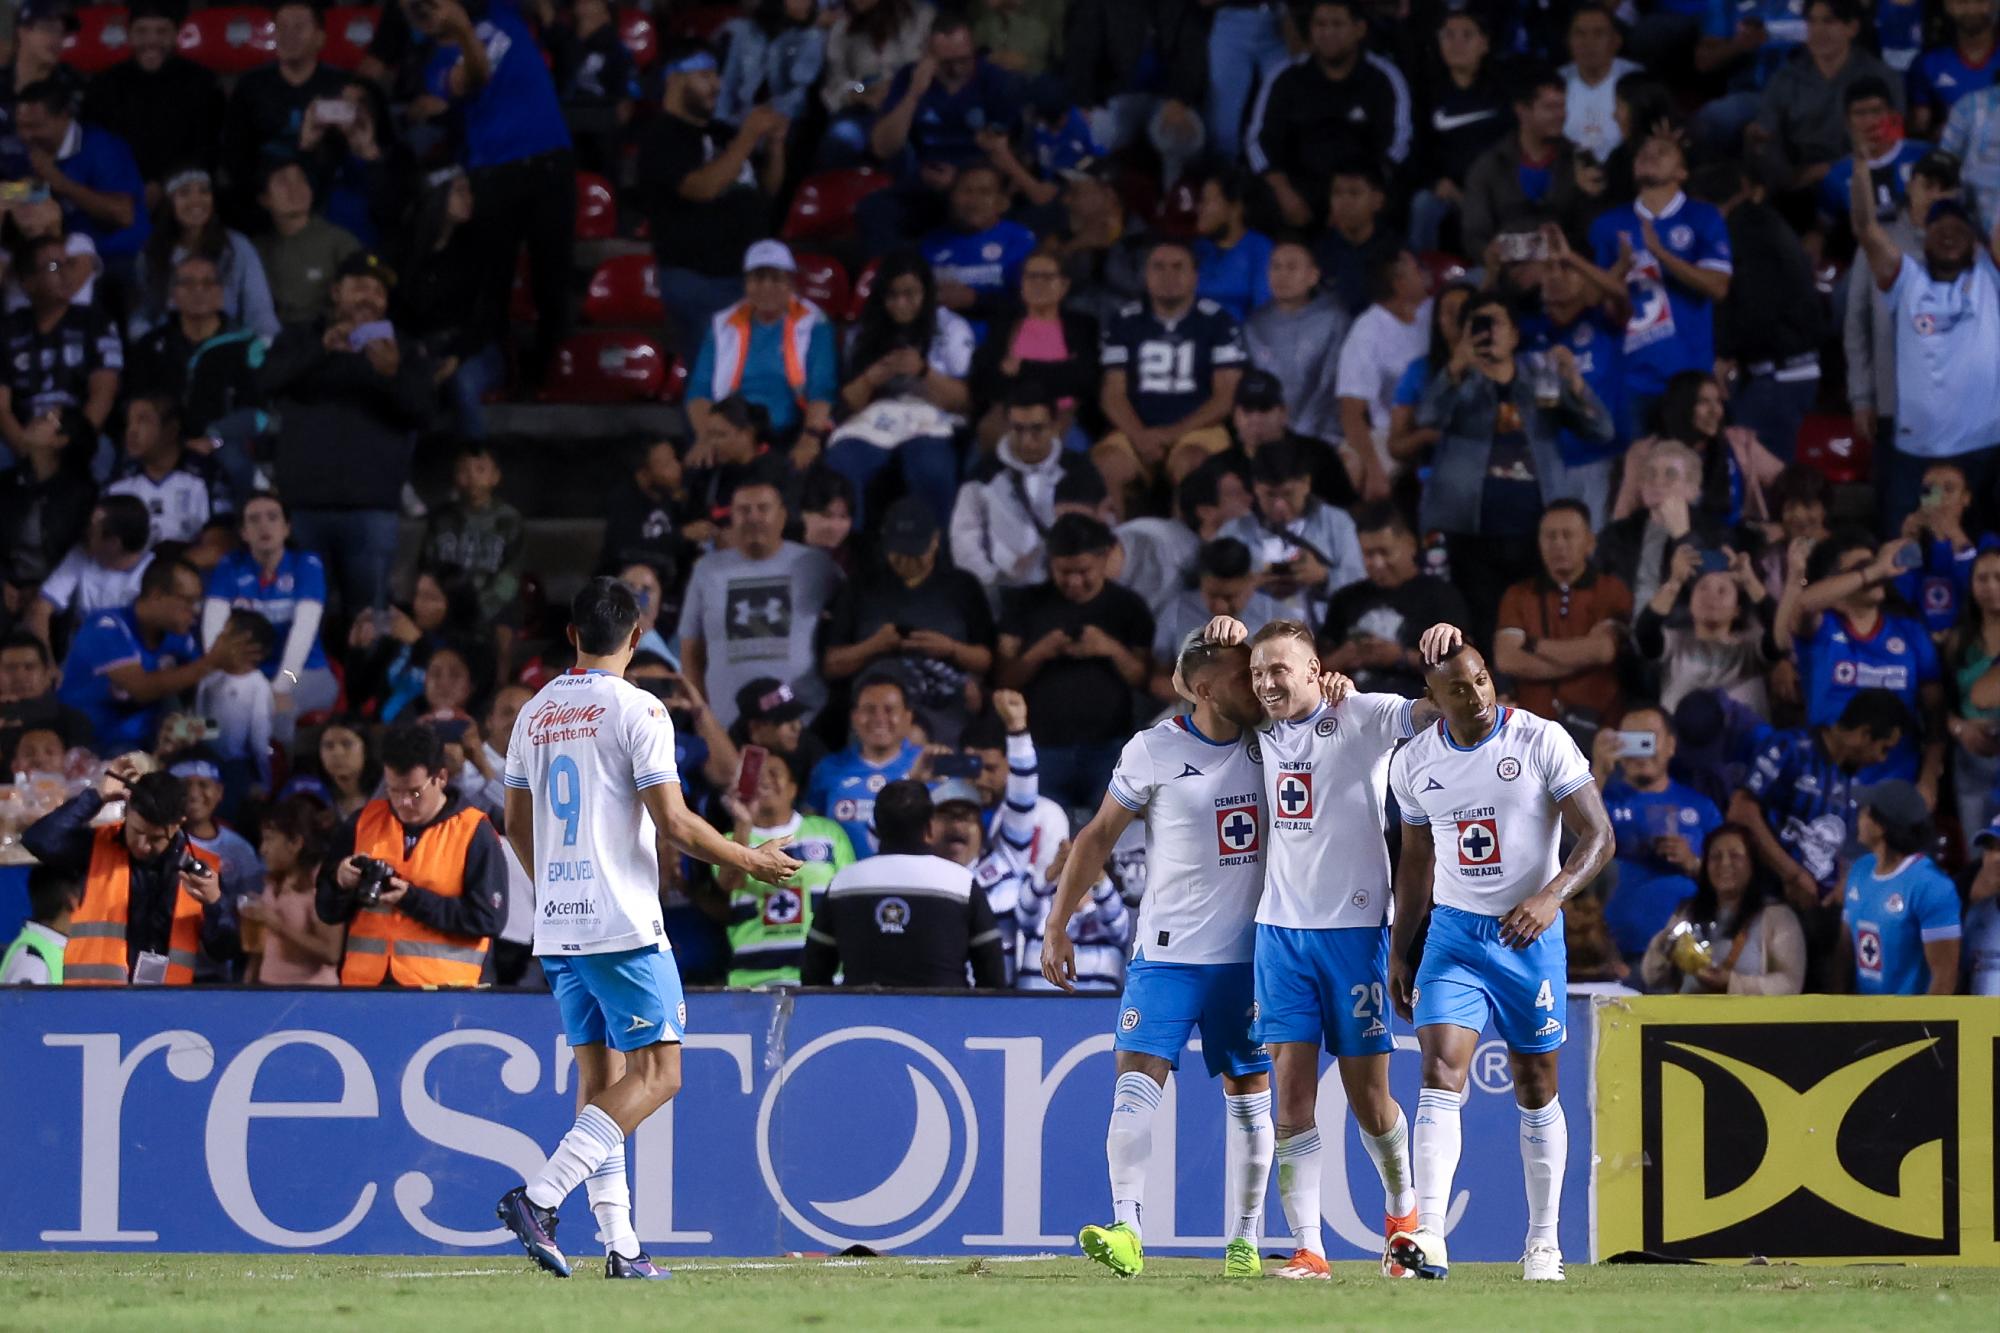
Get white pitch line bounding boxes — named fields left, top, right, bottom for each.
left=378, top=1268, right=518, bottom=1279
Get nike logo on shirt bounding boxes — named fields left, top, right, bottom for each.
left=1432, top=108, right=1499, bottom=133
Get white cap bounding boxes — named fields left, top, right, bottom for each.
left=742, top=239, right=796, bottom=274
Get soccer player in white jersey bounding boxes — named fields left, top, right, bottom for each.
left=1386, top=642, right=1611, bottom=1283
left=1222, top=616, right=1457, bottom=1280
left=496, top=578, right=800, bottom=1279
left=1042, top=632, right=1279, bottom=1279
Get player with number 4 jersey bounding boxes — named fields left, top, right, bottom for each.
left=497, top=578, right=800, bottom=1283
left=1046, top=631, right=1295, bottom=1280
left=1386, top=641, right=1612, bottom=1285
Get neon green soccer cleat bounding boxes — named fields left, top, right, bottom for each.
left=1222, top=1238, right=1261, bottom=1278
left=1079, top=1222, right=1144, bottom=1277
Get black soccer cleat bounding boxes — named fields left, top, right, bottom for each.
left=606, top=1250, right=674, bottom=1280
left=496, top=1186, right=570, bottom=1277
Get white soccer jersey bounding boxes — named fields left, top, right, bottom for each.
left=1389, top=706, right=1592, bottom=916
left=1108, top=715, right=1266, bottom=964
left=504, top=667, right=681, bottom=956
left=1255, top=692, right=1416, bottom=931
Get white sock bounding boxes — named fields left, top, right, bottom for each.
left=1412, top=1087, right=1463, bottom=1235
left=526, top=1104, right=622, bottom=1211
left=586, top=1141, right=638, bottom=1259
left=1224, top=1091, right=1275, bottom=1243
left=1107, top=1071, right=1162, bottom=1242
left=1520, top=1096, right=1567, bottom=1248
left=1361, top=1106, right=1417, bottom=1218
left=1273, top=1127, right=1323, bottom=1256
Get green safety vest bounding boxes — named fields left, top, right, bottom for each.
left=1, top=924, right=65, bottom=984
left=726, top=814, right=853, bottom=987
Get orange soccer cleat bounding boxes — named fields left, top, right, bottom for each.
left=1274, top=1248, right=1331, bottom=1280
left=1382, top=1208, right=1422, bottom=1278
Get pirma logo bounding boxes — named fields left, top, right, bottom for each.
left=755, top=1026, right=978, bottom=1249
left=1639, top=1021, right=1959, bottom=1258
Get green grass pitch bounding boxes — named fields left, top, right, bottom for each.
left=5, top=1253, right=1997, bottom=1332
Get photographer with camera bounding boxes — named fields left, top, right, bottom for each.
left=21, top=759, right=231, bottom=985
left=315, top=719, right=507, bottom=987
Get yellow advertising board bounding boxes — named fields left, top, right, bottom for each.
left=1594, top=995, right=1999, bottom=1265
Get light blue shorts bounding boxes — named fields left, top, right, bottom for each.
left=542, top=946, right=687, bottom=1052
left=1414, top=904, right=1567, bottom=1053
left=1253, top=923, right=1396, bottom=1058
left=1115, top=955, right=1270, bottom=1078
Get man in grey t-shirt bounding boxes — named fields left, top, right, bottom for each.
left=1244, top=240, right=1351, bottom=442
left=677, top=477, right=843, bottom=729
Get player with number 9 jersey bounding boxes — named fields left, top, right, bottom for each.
left=505, top=665, right=682, bottom=957
left=496, top=579, right=801, bottom=1283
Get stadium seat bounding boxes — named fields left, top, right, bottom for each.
left=583, top=253, right=664, bottom=325
left=322, top=5, right=380, bottom=70
left=846, top=256, right=881, bottom=321
left=177, top=6, right=276, bottom=75
left=64, top=6, right=132, bottom=74
left=782, top=167, right=891, bottom=242
left=617, top=7, right=657, bottom=70
left=1418, top=250, right=1470, bottom=288
left=663, top=2, right=742, bottom=40
left=1151, top=180, right=1199, bottom=239
left=1795, top=413, right=1871, bottom=484
left=542, top=331, right=672, bottom=403
left=793, top=251, right=850, bottom=316
left=575, top=171, right=618, bottom=241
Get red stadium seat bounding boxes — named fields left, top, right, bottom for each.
left=617, top=7, right=657, bottom=69
left=322, top=5, right=380, bottom=70
left=1150, top=179, right=1199, bottom=239
left=178, top=6, right=276, bottom=75
left=793, top=251, right=850, bottom=317
left=1418, top=250, right=1470, bottom=288
left=663, top=2, right=742, bottom=41
left=583, top=253, right=664, bottom=325
left=575, top=171, right=618, bottom=240
left=1795, top=413, right=1871, bottom=484
left=782, top=167, right=891, bottom=242
left=847, top=256, right=881, bottom=322
left=542, top=331, right=672, bottom=403
left=64, top=7, right=132, bottom=74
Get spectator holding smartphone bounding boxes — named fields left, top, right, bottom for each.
left=818, top=498, right=995, bottom=745
left=1591, top=706, right=1724, bottom=965
left=1634, top=541, right=1782, bottom=713
left=1778, top=529, right=1945, bottom=795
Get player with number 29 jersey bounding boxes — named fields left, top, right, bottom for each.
left=504, top=667, right=682, bottom=956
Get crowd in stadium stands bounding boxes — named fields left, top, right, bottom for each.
left=4, top=0, right=2000, bottom=999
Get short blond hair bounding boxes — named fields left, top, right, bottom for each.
left=1248, top=619, right=1315, bottom=652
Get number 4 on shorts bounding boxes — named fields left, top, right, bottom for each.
left=1534, top=978, right=1555, bottom=1010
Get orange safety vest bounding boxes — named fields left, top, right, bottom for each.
left=339, top=799, right=491, bottom=987
left=65, top=825, right=216, bottom=985
left=708, top=296, right=820, bottom=406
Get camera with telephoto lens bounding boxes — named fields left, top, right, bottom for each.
left=351, top=856, right=395, bottom=906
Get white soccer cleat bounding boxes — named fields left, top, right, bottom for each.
left=1386, top=1226, right=1448, bottom=1280
left=1521, top=1241, right=1564, bottom=1281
